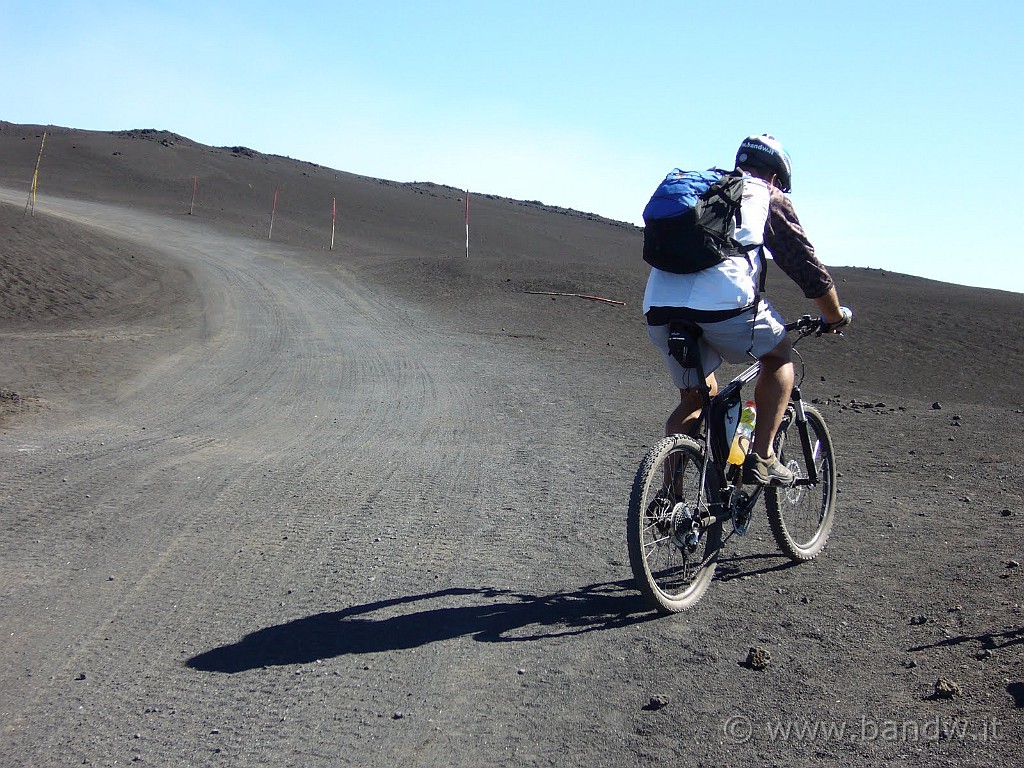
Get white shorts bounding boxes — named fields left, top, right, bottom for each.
left=647, top=301, right=787, bottom=389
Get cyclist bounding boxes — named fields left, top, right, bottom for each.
left=643, top=134, right=852, bottom=486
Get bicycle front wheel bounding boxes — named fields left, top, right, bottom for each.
left=766, top=405, right=837, bottom=561
left=627, top=435, right=723, bottom=613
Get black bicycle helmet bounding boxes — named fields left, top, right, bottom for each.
left=735, top=134, right=793, bottom=193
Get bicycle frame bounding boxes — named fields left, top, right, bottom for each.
left=665, top=315, right=823, bottom=529
left=628, top=312, right=841, bottom=612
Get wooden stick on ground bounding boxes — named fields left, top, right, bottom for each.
left=522, top=291, right=625, bottom=307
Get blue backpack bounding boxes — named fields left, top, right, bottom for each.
left=642, top=168, right=760, bottom=275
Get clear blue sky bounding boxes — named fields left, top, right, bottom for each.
left=3, top=1, right=1022, bottom=293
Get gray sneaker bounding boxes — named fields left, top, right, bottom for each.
left=742, top=452, right=795, bottom=487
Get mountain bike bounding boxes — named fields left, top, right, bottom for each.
left=627, top=314, right=844, bottom=613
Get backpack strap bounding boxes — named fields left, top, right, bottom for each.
left=727, top=169, right=745, bottom=230
left=745, top=244, right=767, bottom=296
left=723, top=170, right=768, bottom=295
left=702, top=169, right=746, bottom=230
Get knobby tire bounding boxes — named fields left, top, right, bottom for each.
left=627, top=435, right=723, bottom=613
left=765, top=405, right=837, bottom=561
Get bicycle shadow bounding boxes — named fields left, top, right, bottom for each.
left=715, top=551, right=798, bottom=582
left=188, top=579, right=655, bottom=673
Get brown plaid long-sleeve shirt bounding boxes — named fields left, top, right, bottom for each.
left=764, top=187, right=834, bottom=299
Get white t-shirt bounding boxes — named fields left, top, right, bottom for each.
left=642, top=174, right=771, bottom=313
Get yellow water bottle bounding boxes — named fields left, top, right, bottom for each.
left=728, top=400, right=756, bottom=465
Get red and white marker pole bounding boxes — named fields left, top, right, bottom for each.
left=189, top=175, right=197, bottom=215
left=269, top=187, right=279, bottom=239
left=25, top=131, right=46, bottom=216
left=465, top=189, right=470, bottom=259
left=331, top=196, right=337, bottom=251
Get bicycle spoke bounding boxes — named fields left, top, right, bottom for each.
left=627, top=436, right=722, bottom=613
left=766, top=406, right=837, bottom=561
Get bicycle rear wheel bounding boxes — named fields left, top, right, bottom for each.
left=766, top=405, right=836, bottom=561
left=627, top=435, right=723, bottom=613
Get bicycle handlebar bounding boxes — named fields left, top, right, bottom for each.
left=784, top=315, right=821, bottom=333
left=785, top=307, right=853, bottom=337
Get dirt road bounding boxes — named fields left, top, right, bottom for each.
left=0, top=193, right=649, bottom=766
left=1, top=191, right=1020, bottom=767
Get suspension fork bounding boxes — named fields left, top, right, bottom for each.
left=790, top=387, right=819, bottom=485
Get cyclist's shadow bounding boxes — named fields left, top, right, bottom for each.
left=188, top=580, right=654, bottom=673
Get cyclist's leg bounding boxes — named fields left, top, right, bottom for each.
left=696, top=301, right=789, bottom=465
left=666, top=375, right=718, bottom=437
left=751, top=336, right=793, bottom=458
left=648, top=323, right=722, bottom=437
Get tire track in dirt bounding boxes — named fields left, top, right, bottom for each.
left=0, top=194, right=522, bottom=764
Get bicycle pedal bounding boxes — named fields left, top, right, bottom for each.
left=729, top=489, right=754, bottom=535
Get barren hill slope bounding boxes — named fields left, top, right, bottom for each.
left=0, top=123, right=1021, bottom=768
